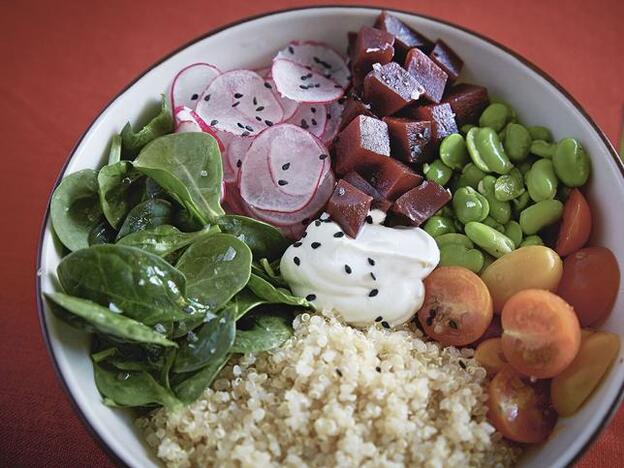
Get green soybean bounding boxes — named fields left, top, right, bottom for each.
left=518, top=158, right=535, bottom=176
left=504, top=220, right=523, bottom=248
left=435, top=233, right=474, bottom=249
left=467, top=127, right=513, bottom=175
left=423, top=216, right=456, bottom=237
left=457, top=163, right=486, bottom=189
left=452, top=187, right=490, bottom=224
left=478, top=176, right=511, bottom=224
left=520, top=235, right=544, bottom=247
left=503, top=123, right=532, bottom=162
left=483, top=216, right=505, bottom=232
left=439, top=134, right=469, bottom=170
left=490, top=98, right=519, bottom=123
left=460, top=124, right=475, bottom=135
left=436, top=205, right=455, bottom=219
left=553, top=137, right=591, bottom=187
left=530, top=139, right=556, bottom=158
left=424, top=159, right=453, bottom=186
left=527, top=126, right=553, bottom=142
left=479, top=103, right=510, bottom=132
left=494, top=168, right=525, bottom=201
left=526, top=159, right=558, bottom=202
left=439, top=244, right=485, bottom=273
left=519, top=199, right=564, bottom=235
left=464, top=222, right=515, bottom=258
left=512, top=191, right=531, bottom=213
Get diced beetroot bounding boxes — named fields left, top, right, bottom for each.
left=351, top=26, right=395, bottom=89
left=441, top=83, right=489, bottom=126
left=339, top=96, right=374, bottom=131
left=405, top=102, right=458, bottom=143
left=363, top=62, right=424, bottom=116
left=374, top=11, right=434, bottom=60
left=429, top=40, right=463, bottom=83
left=362, top=157, right=423, bottom=201
left=383, top=117, right=434, bottom=165
left=391, top=180, right=451, bottom=226
left=326, top=179, right=373, bottom=238
left=347, top=31, right=358, bottom=61
left=332, top=115, right=390, bottom=175
left=343, top=171, right=393, bottom=212
left=404, top=48, right=448, bottom=103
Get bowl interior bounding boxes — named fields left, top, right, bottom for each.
left=38, top=6, right=624, bottom=467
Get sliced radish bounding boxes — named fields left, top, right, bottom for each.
left=255, top=66, right=271, bottom=78
left=271, top=59, right=344, bottom=104
left=321, top=99, right=345, bottom=144
left=276, top=41, right=351, bottom=88
left=170, top=63, right=221, bottom=110
left=195, top=70, right=283, bottom=137
left=175, top=120, right=203, bottom=133
left=174, top=106, right=224, bottom=151
left=263, top=78, right=298, bottom=121
left=286, top=103, right=327, bottom=137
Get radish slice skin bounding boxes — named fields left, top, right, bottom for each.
left=286, top=103, right=327, bottom=137
left=321, top=99, right=345, bottom=144
left=272, top=58, right=344, bottom=104
left=276, top=41, right=351, bottom=88
left=170, top=63, right=221, bottom=110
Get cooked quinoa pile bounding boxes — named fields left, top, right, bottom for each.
left=139, top=313, right=519, bottom=467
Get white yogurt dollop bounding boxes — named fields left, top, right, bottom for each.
left=280, top=211, right=440, bottom=327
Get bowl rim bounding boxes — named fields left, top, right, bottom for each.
left=35, top=4, right=624, bottom=467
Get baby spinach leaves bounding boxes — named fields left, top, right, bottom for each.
left=173, top=353, right=229, bottom=404
left=97, top=161, right=144, bottom=229
left=121, top=95, right=174, bottom=158
left=231, top=310, right=293, bottom=354
left=107, top=134, right=122, bottom=165
left=115, top=198, right=174, bottom=240
left=247, top=273, right=310, bottom=307
left=116, top=224, right=218, bottom=257
left=217, top=215, right=289, bottom=261
left=88, top=220, right=117, bottom=245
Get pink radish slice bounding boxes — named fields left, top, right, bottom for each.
left=255, top=66, right=271, bottom=78
left=276, top=41, right=351, bottom=88
left=271, top=58, right=344, bottom=104
left=286, top=103, right=327, bottom=137
left=170, top=63, right=221, bottom=110
left=176, top=120, right=203, bottom=133
left=222, top=181, right=248, bottom=216
left=264, top=78, right=297, bottom=120
left=321, top=99, right=345, bottom=144
left=195, top=70, right=283, bottom=137
left=174, top=106, right=225, bottom=151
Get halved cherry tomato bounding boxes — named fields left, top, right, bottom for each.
left=555, top=189, right=592, bottom=257
left=501, top=289, right=581, bottom=378
left=475, top=338, right=507, bottom=376
left=417, top=266, right=493, bottom=346
left=557, top=247, right=620, bottom=327
left=488, top=366, right=557, bottom=443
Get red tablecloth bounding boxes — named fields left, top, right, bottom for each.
left=1, top=0, right=622, bottom=466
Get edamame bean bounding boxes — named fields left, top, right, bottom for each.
left=467, top=127, right=513, bottom=175
left=483, top=216, right=505, bottom=233
left=439, top=243, right=485, bottom=273
left=479, top=103, right=510, bottom=132
left=435, top=233, right=474, bottom=249
left=439, top=134, right=469, bottom=170
left=464, top=221, right=515, bottom=258
left=457, top=163, right=486, bottom=189
left=423, top=216, right=456, bottom=237
left=460, top=124, right=475, bottom=135
left=512, top=191, right=531, bottom=213
left=504, top=220, right=523, bottom=248
left=490, top=98, right=519, bottom=123
left=526, top=159, right=558, bottom=202
left=530, top=139, right=556, bottom=158
left=519, top=199, right=564, bottom=235
left=503, top=123, right=532, bottom=162
left=553, top=137, right=591, bottom=187
left=436, top=205, right=455, bottom=219
left=452, top=187, right=490, bottom=224
left=519, top=235, right=544, bottom=247
left=478, top=175, right=511, bottom=224
left=424, top=159, right=453, bottom=186
left=518, top=158, right=535, bottom=176
left=527, top=126, right=553, bottom=142
left=494, top=168, right=525, bottom=201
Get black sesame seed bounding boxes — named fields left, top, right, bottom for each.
left=327, top=113, right=332, bottom=120
left=333, top=231, right=344, bottom=238
left=265, top=120, right=274, bottom=126
left=301, top=230, right=308, bottom=237
left=191, top=93, right=199, bottom=100
left=237, top=122, right=245, bottom=129
left=448, top=320, right=458, bottom=329
left=314, top=220, right=322, bottom=227
left=306, top=294, right=317, bottom=301
left=369, top=289, right=379, bottom=297
left=256, top=106, right=265, bottom=112
left=345, top=264, right=352, bottom=274
left=236, top=160, right=242, bottom=168
left=241, top=131, right=250, bottom=137
left=264, top=82, right=272, bottom=89
left=245, top=125, right=254, bottom=132
left=381, top=321, right=390, bottom=329
left=232, top=101, right=240, bottom=107
left=336, top=368, right=343, bottom=377
left=368, top=258, right=375, bottom=266
left=282, top=162, right=291, bottom=170
left=319, top=154, right=328, bottom=160
left=375, top=316, right=383, bottom=322
left=234, top=93, right=243, bottom=98
left=255, top=116, right=262, bottom=121
left=315, top=84, right=321, bottom=88
left=311, top=107, right=316, bottom=113
left=204, top=94, right=211, bottom=102
left=210, top=119, right=219, bottom=126
left=299, top=84, right=308, bottom=90
left=300, top=119, right=309, bottom=129
left=334, top=84, right=341, bottom=88
left=311, top=118, right=318, bottom=126
left=366, top=215, right=373, bottom=224
left=459, top=360, right=467, bottom=370
left=293, top=241, right=302, bottom=247
left=338, top=96, right=347, bottom=104
left=311, top=242, right=321, bottom=249
left=253, top=97, right=258, bottom=105
left=288, top=45, right=295, bottom=54
left=376, top=366, right=382, bottom=372
left=278, top=179, right=288, bottom=186
left=370, top=272, right=376, bottom=281
left=293, top=256, right=300, bottom=266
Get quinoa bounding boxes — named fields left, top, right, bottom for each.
left=139, top=313, right=519, bottom=467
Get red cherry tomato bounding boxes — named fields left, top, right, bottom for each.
left=555, top=189, right=591, bottom=257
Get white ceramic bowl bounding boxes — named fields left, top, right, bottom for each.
left=37, top=6, right=624, bottom=467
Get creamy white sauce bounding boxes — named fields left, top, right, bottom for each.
left=280, top=211, right=440, bottom=327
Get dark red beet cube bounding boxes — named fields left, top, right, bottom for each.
left=347, top=31, right=358, bottom=61
left=351, top=26, right=395, bottom=89
left=429, top=40, right=463, bottom=83
left=343, top=171, right=393, bottom=212
left=339, top=96, right=375, bottom=131
left=441, top=83, right=489, bottom=126
left=362, top=157, right=423, bottom=201
left=383, top=117, right=434, bottom=165
left=332, top=115, right=390, bottom=176
left=326, top=179, right=373, bottom=238
left=363, top=62, right=424, bottom=116
left=374, top=11, right=434, bottom=60
left=406, top=102, right=458, bottom=143
left=404, top=48, right=448, bottom=103
left=391, top=180, right=451, bottom=226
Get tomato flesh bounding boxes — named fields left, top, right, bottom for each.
left=555, top=189, right=591, bottom=257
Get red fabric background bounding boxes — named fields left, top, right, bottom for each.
left=1, top=0, right=622, bottom=466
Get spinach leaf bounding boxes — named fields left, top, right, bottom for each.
left=251, top=258, right=289, bottom=288
left=116, top=224, right=218, bottom=257
left=93, top=362, right=180, bottom=409
left=231, top=311, right=293, bottom=354
left=115, top=198, right=174, bottom=240
left=57, top=244, right=199, bottom=326
left=173, top=306, right=236, bottom=373
left=121, top=94, right=174, bottom=158
left=173, top=353, right=230, bottom=404
left=143, top=177, right=169, bottom=201
left=97, top=161, right=144, bottom=229
left=88, top=219, right=117, bottom=245
left=50, top=169, right=103, bottom=252
left=217, top=215, right=289, bottom=261
left=91, top=347, right=118, bottom=363
left=133, top=132, right=224, bottom=225
left=247, top=273, right=309, bottom=308
left=175, top=233, right=252, bottom=311
left=108, top=134, right=122, bottom=165
left=233, top=288, right=267, bottom=321
left=46, top=292, right=176, bottom=347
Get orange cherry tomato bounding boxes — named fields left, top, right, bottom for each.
left=487, top=366, right=557, bottom=443
left=475, top=338, right=507, bottom=376
left=557, top=247, right=620, bottom=327
left=418, top=266, right=493, bottom=346
left=501, top=289, right=581, bottom=378
left=555, top=189, right=592, bottom=257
